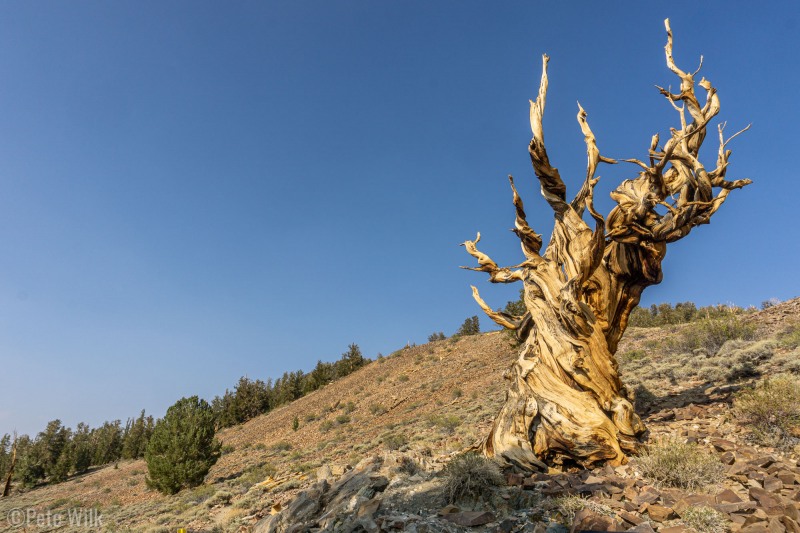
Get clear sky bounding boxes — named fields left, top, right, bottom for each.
left=1, top=1, right=797, bottom=437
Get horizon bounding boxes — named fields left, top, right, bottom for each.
left=1, top=1, right=797, bottom=437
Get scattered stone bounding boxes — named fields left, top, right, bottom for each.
left=496, top=517, right=519, bottom=532
left=647, top=504, right=676, bottom=522
left=634, top=486, right=661, bottom=505
left=711, top=438, right=737, bottom=451
left=627, top=522, right=656, bottom=533
left=750, top=487, right=783, bottom=509
left=570, top=508, right=623, bottom=533
left=763, top=476, right=783, bottom=491
left=717, top=488, right=744, bottom=503
left=506, top=472, right=525, bottom=486
left=438, top=504, right=460, bottom=516
left=443, top=511, right=496, bottom=527
left=721, top=451, right=737, bottom=465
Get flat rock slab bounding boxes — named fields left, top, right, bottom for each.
left=443, top=511, right=496, bottom=527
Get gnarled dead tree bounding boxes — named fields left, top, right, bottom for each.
left=462, top=20, right=750, bottom=469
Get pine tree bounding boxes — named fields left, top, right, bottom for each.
left=145, top=396, right=221, bottom=495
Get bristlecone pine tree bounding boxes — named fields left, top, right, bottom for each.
left=462, top=20, right=750, bottom=469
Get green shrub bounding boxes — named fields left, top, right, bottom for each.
left=335, top=414, right=351, bottom=425
left=668, top=316, right=756, bottom=355
left=680, top=505, right=730, bottom=533
left=369, top=403, right=388, bottom=416
left=206, top=490, right=233, bottom=508
left=633, top=439, right=723, bottom=491
left=145, top=396, right=222, bottom=495
left=428, top=414, right=461, bottom=434
left=382, top=433, right=408, bottom=451
left=441, top=453, right=504, bottom=503
left=272, top=441, right=292, bottom=452
left=734, top=375, right=800, bottom=448
left=778, top=322, right=800, bottom=349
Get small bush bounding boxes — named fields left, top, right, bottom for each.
left=669, top=316, right=756, bottom=355
left=734, top=375, right=800, bottom=448
left=428, top=332, right=446, bottom=342
left=680, top=505, right=730, bottom=533
left=272, top=441, right=292, bottom=452
left=335, top=414, right=351, bottom=425
left=382, top=433, right=408, bottom=451
left=546, top=495, right=614, bottom=526
left=428, top=414, right=462, bottom=434
left=319, top=421, right=334, bottom=433
left=778, top=322, right=800, bottom=349
left=368, top=403, right=388, bottom=416
left=397, top=374, right=410, bottom=383
left=441, top=453, right=504, bottom=503
left=206, top=490, right=233, bottom=508
left=451, top=388, right=463, bottom=399
left=634, top=439, right=724, bottom=491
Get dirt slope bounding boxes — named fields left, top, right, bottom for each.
left=1, top=298, right=797, bottom=532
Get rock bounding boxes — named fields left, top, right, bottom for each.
left=618, top=510, right=645, bottom=525
left=768, top=518, right=787, bottom=533
left=438, top=504, right=460, bottom=516
left=786, top=504, right=799, bottom=522
left=570, top=509, right=623, bottom=533
left=253, top=480, right=328, bottom=533
left=740, top=524, right=770, bottom=533
left=506, top=472, right=525, bottom=486
left=443, top=511, right=496, bottom=527
left=673, top=495, right=715, bottom=516
left=626, top=523, right=656, bottom=533
left=750, top=456, right=777, bottom=469
left=356, top=498, right=382, bottom=519
left=647, top=504, right=676, bottom=522
left=584, top=475, right=606, bottom=484
left=721, top=451, right=737, bottom=465
left=763, top=476, right=784, bottom=491
left=496, top=518, right=519, bottom=532
left=717, top=488, right=745, bottom=503
left=750, top=487, right=783, bottom=508
left=658, top=526, right=690, bottom=533
left=711, top=438, right=737, bottom=451
left=317, top=464, right=333, bottom=481
left=634, top=486, right=661, bottom=505
left=781, top=517, right=800, bottom=533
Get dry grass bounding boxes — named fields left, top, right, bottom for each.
left=440, top=452, right=504, bottom=503
left=680, top=505, right=730, bottom=533
left=734, top=374, right=800, bottom=448
left=633, top=439, right=724, bottom=491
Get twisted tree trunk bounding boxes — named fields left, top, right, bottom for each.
left=463, top=20, right=750, bottom=469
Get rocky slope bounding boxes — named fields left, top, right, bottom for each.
left=1, top=299, right=798, bottom=533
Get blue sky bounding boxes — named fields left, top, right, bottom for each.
left=0, top=1, right=797, bottom=437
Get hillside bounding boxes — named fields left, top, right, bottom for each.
left=1, top=299, right=799, bottom=532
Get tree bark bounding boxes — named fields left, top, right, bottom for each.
left=463, top=20, right=750, bottom=469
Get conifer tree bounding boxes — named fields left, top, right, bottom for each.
left=145, top=396, right=221, bottom=495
